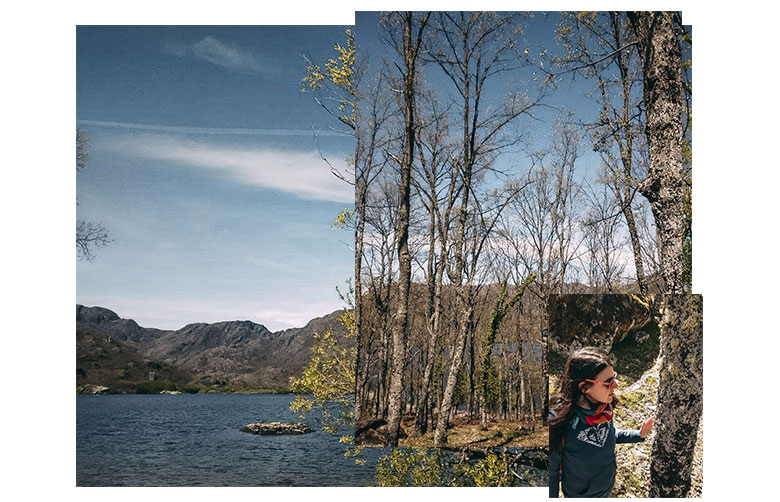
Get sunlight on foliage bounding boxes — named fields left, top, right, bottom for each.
left=289, top=281, right=363, bottom=461
left=376, top=448, right=515, bottom=487
left=331, top=208, right=356, bottom=230
left=300, top=29, right=356, bottom=128
left=463, top=452, right=513, bottom=487
left=288, top=328, right=355, bottom=424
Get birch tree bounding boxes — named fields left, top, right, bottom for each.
left=380, top=11, right=430, bottom=447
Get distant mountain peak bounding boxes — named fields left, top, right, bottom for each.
left=75, top=304, right=350, bottom=391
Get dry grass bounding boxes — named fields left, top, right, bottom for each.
left=396, top=413, right=547, bottom=449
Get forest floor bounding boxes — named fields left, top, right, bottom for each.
left=397, top=414, right=547, bottom=449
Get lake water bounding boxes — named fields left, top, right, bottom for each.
left=77, top=393, right=385, bottom=486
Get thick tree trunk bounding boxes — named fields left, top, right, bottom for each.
left=628, top=11, right=684, bottom=294
left=649, top=295, right=703, bottom=497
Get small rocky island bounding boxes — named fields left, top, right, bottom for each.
left=240, top=422, right=313, bottom=435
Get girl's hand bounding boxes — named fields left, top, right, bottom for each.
left=640, top=416, right=655, bottom=438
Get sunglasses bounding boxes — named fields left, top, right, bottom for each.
left=584, top=372, right=618, bottom=387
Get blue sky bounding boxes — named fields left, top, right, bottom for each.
left=77, top=25, right=356, bottom=330
left=74, top=15, right=656, bottom=331
left=354, top=11, right=614, bottom=183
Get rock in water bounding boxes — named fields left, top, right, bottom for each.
left=77, top=384, right=110, bottom=395
left=240, top=422, right=313, bottom=435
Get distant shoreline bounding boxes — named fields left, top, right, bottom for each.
left=77, top=385, right=297, bottom=396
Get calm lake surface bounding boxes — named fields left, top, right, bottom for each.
left=77, top=393, right=385, bottom=486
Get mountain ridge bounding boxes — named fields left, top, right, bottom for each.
left=76, top=304, right=351, bottom=393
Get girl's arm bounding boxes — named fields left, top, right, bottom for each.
left=616, top=416, right=654, bottom=443
left=615, top=428, right=644, bottom=443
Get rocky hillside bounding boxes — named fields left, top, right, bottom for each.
left=77, top=327, right=194, bottom=393
left=76, top=305, right=350, bottom=392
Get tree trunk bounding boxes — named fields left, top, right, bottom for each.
left=416, top=253, right=445, bottom=434
left=434, top=303, right=473, bottom=445
left=353, top=160, right=367, bottom=423
left=622, top=199, right=647, bottom=293
left=519, top=344, right=526, bottom=416
left=386, top=11, right=426, bottom=447
left=541, top=299, right=550, bottom=423
left=649, top=295, right=703, bottom=497
left=628, top=11, right=684, bottom=294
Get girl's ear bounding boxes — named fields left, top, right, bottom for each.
left=578, top=381, right=588, bottom=393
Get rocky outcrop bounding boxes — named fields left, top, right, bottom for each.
left=547, top=294, right=653, bottom=369
left=77, top=305, right=166, bottom=347
left=240, top=422, right=313, bottom=435
left=77, top=384, right=109, bottom=395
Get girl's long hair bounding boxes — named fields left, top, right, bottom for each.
left=548, top=347, right=620, bottom=453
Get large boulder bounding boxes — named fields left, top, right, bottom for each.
left=240, top=422, right=313, bottom=435
left=547, top=294, right=654, bottom=373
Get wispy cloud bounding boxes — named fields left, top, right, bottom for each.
left=164, top=36, right=263, bottom=74
left=104, top=133, right=353, bottom=203
left=77, top=119, right=346, bottom=138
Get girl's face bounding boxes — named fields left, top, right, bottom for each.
left=582, top=365, right=618, bottom=404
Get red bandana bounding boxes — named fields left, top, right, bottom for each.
left=583, top=402, right=613, bottom=426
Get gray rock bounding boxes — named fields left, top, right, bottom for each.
left=634, top=330, right=650, bottom=343
left=240, top=421, right=313, bottom=435
left=77, top=384, right=109, bottom=395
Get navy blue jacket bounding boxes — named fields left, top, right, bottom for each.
left=548, top=407, right=644, bottom=498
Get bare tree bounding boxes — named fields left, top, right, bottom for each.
left=379, top=10, right=431, bottom=447
left=410, top=86, right=454, bottom=434
left=352, top=69, right=396, bottom=422
left=498, top=120, right=582, bottom=297
left=580, top=180, right=627, bottom=291
left=76, top=129, right=112, bottom=261
left=409, top=11, right=542, bottom=445
left=555, top=12, right=651, bottom=292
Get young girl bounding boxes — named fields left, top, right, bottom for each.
left=548, top=347, right=654, bottom=498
